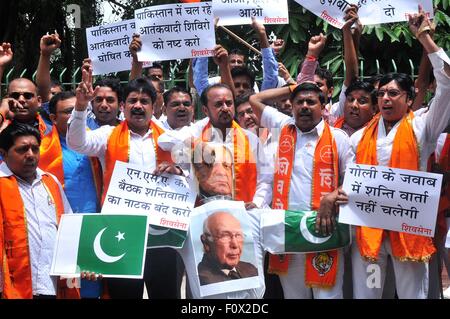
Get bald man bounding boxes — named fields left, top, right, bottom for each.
left=3, top=78, right=50, bottom=136
left=198, top=211, right=258, bottom=286
left=192, top=142, right=233, bottom=201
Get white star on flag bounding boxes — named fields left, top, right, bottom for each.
left=115, top=231, right=125, bottom=242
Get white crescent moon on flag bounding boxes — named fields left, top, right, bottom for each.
left=299, top=211, right=332, bottom=244
left=148, top=225, right=170, bottom=236
left=93, top=227, right=126, bottom=263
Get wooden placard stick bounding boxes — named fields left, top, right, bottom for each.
left=218, top=25, right=262, bottom=57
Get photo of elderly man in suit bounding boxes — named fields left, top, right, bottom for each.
left=198, top=211, right=258, bottom=286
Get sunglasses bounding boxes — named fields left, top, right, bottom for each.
left=9, top=92, right=35, bottom=100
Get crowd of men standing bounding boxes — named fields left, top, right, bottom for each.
left=0, top=5, right=449, bottom=299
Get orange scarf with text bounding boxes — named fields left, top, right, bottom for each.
left=0, top=174, right=79, bottom=299
left=268, top=122, right=340, bottom=288
left=103, top=120, right=172, bottom=204
left=355, top=112, right=436, bottom=262
left=201, top=121, right=257, bottom=203
left=39, top=125, right=103, bottom=202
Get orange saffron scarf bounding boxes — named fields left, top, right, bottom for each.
left=201, top=121, right=257, bottom=203
left=39, top=125, right=103, bottom=201
left=268, top=122, right=340, bottom=288
left=355, top=111, right=435, bottom=262
left=0, top=174, right=78, bottom=299
left=102, top=120, right=172, bottom=204
left=333, top=117, right=345, bottom=129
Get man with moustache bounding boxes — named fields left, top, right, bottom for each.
left=0, top=123, right=73, bottom=299
left=66, top=60, right=183, bottom=299
left=159, top=83, right=272, bottom=210
left=160, top=86, right=194, bottom=131
left=249, top=82, right=353, bottom=299
left=1, top=78, right=50, bottom=137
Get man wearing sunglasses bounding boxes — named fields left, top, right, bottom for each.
left=2, top=78, right=50, bottom=137
left=345, top=7, right=450, bottom=299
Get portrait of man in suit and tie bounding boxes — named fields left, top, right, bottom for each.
left=197, top=211, right=258, bottom=286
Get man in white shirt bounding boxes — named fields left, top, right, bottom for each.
left=0, top=123, right=72, bottom=299
left=347, top=8, right=450, bottom=299
left=159, top=83, right=272, bottom=209
left=67, top=61, right=183, bottom=299
left=250, top=82, right=353, bottom=299
left=160, top=86, right=194, bottom=131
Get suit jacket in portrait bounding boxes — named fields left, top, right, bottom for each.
left=197, top=254, right=258, bottom=286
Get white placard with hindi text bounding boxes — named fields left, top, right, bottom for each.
left=101, top=161, right=197, bottom=232
left=340, top=164, right=442, bottom=237
left=294, top=0, right=433, bottom=29
left=135, top=2, right=216, bottom=62
left=86, top=19, right=136, bottom=75
left=212, top=0, right=289, bottom=26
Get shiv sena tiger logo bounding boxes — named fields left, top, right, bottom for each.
left=311, top=252, right=334, bottom=276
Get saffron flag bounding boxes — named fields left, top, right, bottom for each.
left=51, top=214, right=149, bottom=278
left=260, top=210, right=350, bottom=253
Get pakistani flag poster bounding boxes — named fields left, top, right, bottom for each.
left=147, top=225, right=187, bottom=249
left=51, top=214, right=149, bottom=278
left=260, top=210, right=351, bottom=254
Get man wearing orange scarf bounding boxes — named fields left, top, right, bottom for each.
left=158, top=83, right=272, bottom=209
left=1, top=78, right=50, bottom=137
left=39, top=91, right=101, bottom=213
left=249, top=82, right=353, bottom=299
left=348, top=8, right=450, bottom=299
left=0, top=123, right=72, bottom=298
left=66, top=61, right=182, bottom=299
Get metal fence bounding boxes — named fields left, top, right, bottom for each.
left=0, top=57, right=420, bottom=89
left=0, top=58, right=420, bottom=119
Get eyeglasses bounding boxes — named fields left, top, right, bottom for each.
left=15, top=144, right=40, bottom=155
left=237, top=108, right=254, bottom=118
left=9, top=92, right=35, bottom=100
left=208, top=231, right=245, bottom=243
left=376, top=89, right=406, bottom=99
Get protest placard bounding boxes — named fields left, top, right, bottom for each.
left=135, top=2, right=216, bottom=62
left=212, top=0, right=289, bottom=26
left=294, top=0, right=433, bottom=29
left=101, top=161, right=197, bottom=232
left=86, top=19, right=136, bottom=75
left=340, top=164, right=442, bottom=237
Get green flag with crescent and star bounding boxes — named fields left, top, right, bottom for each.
left=260, top=210, right=351, bottom=253
left=50, top=214, right=148, bottom=278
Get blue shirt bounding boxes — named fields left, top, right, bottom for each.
left=60, top=135, right=99, bottom=213
left=193, top=47, right=280, bottom=96
left=86, top=117, right=101, bottom=131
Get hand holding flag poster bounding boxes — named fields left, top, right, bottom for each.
left=260, top=210, right=351, bottom=253
left=51, top=214, right=149, bottom=278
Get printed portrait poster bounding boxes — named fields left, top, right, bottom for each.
left=190, top=200, right=260, bottom=297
